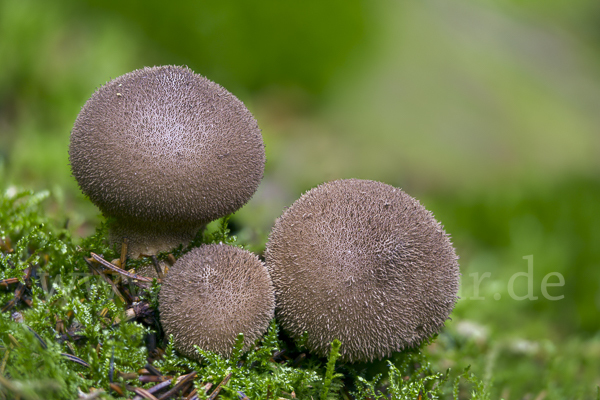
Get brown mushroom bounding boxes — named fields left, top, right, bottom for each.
left=69, top=65, right=265, bottom=257
left=159, top=244, right=275, bottom=358
left=265, top=179, right=459, bottom=362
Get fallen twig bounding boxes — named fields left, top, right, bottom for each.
left=124, top=301, right=154, bottom=322
left=157, top=371, right=197, bottom=400
left=1, top=267, right=31, bottom=312
left=151, top=256, right=164, bottom=280
left=0, top=277, right=19, bottom=289
left=127, top=385, right=160, bottom=400
left=207, top=372, right=233, bottom=400
left=84, top=257, right=127, bottom=303
left=131, top=379, right=173, bottom=400
left=145, top=363, right=163, bottom=376
left=61, top=353, right=91, bottom=368
left=26, top=325, right=47, bottom=349
left=90, top=252, right=157, bottom=283
left=120, top=238, right=128, bottom=270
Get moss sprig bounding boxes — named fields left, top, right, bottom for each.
left=320, top=339, right=343, bottom=400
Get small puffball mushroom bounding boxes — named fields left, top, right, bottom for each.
left=159, top=244, right=275, bottom=359
left=265, top=179, right=459, bottom=362
left=69, top=65, right=265, bottom=257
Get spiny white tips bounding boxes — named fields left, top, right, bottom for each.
left=69, top=65, right=265, bottom=255
left=265, top=179, right=460, bottom=362
left=159, top=244, right=275, bottom=359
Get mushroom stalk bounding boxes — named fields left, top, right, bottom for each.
left=107, top=220, right=205, bottom=258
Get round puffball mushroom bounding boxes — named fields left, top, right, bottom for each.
left=265, top=179, right=459, bottom=363
left=159, top=244, right=275, bottom=359
left=69, top=66, right=265, bottom=257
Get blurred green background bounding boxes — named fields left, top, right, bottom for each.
left=1, top=0, right=599, bottom=397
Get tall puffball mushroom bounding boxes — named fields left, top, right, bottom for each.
left=69, top=66, right=265, bottom=257
left=159, top=244, right=275, bottom=359
left=265, top=179, right=460, bottom=363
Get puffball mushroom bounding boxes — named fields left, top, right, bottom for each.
left=69, top=65, right=265, bottom=257
left=265, top=179, right=459, bottom=362
left=159, top=244, right=275, bottom=359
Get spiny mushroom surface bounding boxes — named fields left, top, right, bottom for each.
left=265, top=179, right=459, bottom=362
left=69, top=65, right=265, bottom=257
left=159, top=244, right=275, bottom=359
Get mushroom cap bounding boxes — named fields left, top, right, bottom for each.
left=159, top=244, right=275, bottom=358
left=69, top=65, right=265, bottom=227
left=265, top=179, right=459, bottom=362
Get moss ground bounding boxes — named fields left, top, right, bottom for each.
left=2, top=188, right=599, bottom=399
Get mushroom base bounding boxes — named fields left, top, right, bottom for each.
left=107, top=220, right=205, bottom=258
left=135, top=258, right=171, bottom=280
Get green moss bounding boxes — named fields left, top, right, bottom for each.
left=0, top=188, right=490, bottom=399
left=321, top=339, right=343, bottom=400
